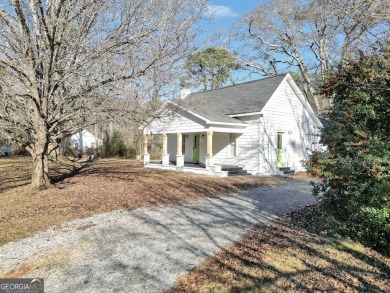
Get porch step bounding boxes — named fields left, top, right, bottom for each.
left=222, top=165, right=251, bottom=176
left=279, top=167, right=295, bottom=175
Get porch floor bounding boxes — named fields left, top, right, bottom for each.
left=146, top=162, right=251, bottom=177
left=150, top=162, right=206, bottom=168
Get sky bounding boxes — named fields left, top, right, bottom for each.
left=206, top=0, right=263, bottom=27
left=196, top=1, right=267, bottom=83
left=200, top=0, right=261, bottom=44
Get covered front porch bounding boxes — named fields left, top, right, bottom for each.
left=143, top=130, right=243, bottom=177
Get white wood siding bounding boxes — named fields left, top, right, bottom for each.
left=184, top=135, right=193, bottom=162
left=71, top=130, right=102, bottom=150
left=260, top=78, right=317, bottom=174
left=233, top=117, right=260, bottom=172
left=167, top=134, right=176, bottom=162
left=213, top=116, right=260, bottom=173
left=212, top=132, right=229, bottom=162
left=145, top=111, right=207, bottom=134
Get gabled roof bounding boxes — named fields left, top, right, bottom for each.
left=177, top=73, right=288, bottom=123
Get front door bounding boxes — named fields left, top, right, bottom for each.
left=192, top=134, right=200, bottom=163
left=277, top=132, right=284, bottom=166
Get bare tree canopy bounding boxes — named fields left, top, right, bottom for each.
left=234, top=0, right=390, bottom=112
left=0, top=0, right=207, bottom=188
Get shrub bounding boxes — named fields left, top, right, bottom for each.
left=102, top=131, right=135, bottom=158
left=305, top=45, right=390, bottom=255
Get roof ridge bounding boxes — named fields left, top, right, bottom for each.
left=188, top=73, right=288, bottom=96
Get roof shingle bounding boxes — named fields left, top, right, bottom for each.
left=178, top=74, right=287, bottom=123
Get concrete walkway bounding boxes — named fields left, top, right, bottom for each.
left=0, top=181, right=316, bottom=293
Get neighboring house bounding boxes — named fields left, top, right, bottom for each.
left=143, top=73, right=323, bottom=177
left=71, top=130, right=102, bottom=151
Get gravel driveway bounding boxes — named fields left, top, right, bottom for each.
left=0, top=180, right=316, bottom=293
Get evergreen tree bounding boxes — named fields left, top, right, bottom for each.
left=181, top=47, right=241, bottom=91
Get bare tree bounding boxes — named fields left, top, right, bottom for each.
left=0, top=0, right=207, bottom=188
left=233, top=0, right=389, bottom=112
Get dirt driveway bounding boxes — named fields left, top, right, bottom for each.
left=0, top=181, right=316, bottom=293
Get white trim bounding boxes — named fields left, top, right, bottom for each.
left=140, top=100, right=171, bottom=129
left=285, top=75, right=323, bottom=127
left=153, top=128, right=245, bottom=134
left=260, top=73, right=323, bottom=128
left=207, top=127, right=246, bottom=133
left=165, top=101, right=212, bottom=123
left=207, top=122, right=246, bottom=127
left=227, top=112, right=262, bottom=117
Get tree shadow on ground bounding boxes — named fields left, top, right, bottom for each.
left=50, top=161, right=93, bottom=185
left=0, top=157, right=32, bottom=192
left=169, top=216, right=390, bottom=292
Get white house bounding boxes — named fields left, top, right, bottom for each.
left=143, top=73, right=323, bottom=177
left=71, top=130, right=102, bottom=151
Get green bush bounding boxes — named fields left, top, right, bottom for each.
left=305, top=45, right=390, bottom=255
left=102, top=131, right=135, bottom=158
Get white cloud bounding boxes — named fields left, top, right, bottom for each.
left=204, top=5, right=240, bottom=18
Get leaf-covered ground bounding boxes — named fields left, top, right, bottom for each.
left=169, top=212, right=390, bottom=293
left=0, top=157, right=292, bottom=245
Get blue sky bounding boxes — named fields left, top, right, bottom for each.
left=203, top=1, right=265, bottom=35
left=198, top=1, right=267, bottom=83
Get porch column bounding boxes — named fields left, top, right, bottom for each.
left=206, top=131, right=214, bottom=169
left=176, top=133, right=184, bottom=167
left=143, top=134, right=150, bottom=165
left=162, top=133, right=170, bottom=166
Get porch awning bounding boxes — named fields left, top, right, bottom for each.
left=144, top=103, right=247, bottom=135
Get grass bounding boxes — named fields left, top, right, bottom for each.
left=169, top=218, right=390, bottom=293
left=0, top=156, right=293, bottom=246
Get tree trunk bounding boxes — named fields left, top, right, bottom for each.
left=31, top=152, right=50, bottom=189
left=31, top=116, right=51, bottom=189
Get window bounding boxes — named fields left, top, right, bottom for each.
left=182, top=135, right=186, bottom=155
left=229, top=133, right=237, bottom=157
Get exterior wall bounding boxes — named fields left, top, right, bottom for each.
left=167, top=134, right=176, bottom=162
left=167, top=132, right=243, bottom=165
left=145, top=110, right=208, bottom=134
left=236, top=116, right=261, bottom=173
left=259, top=78, right=318, bottom=174
left=212, top=116, right=261, bottom=174
left=71, top=130, right=102, bottom=151
left=167, top=133, right=199, bottom=163
left=199, top=134, right=206, bottom=164
left=184, top=134, right=193, bottom=162
left=212, top=132, right=229, bottom=161
left=164, top=117, right=262, bottom=172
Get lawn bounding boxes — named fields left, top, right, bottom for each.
left=169, top=216, right=390, bottom=292
left=2, top=157, right=389, bottom=292
left=0, top=156, right=292, bottom=245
